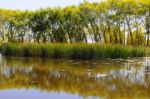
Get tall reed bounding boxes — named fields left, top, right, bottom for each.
left=0, top=43, right=146, bottom=59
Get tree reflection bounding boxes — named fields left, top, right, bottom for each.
left=0, top=57, right=150, bottom=98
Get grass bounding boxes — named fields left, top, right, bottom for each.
left=0, top=43, right=146, bottom=59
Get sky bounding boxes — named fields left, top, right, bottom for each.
left=0, top=0, right=97, bottom=10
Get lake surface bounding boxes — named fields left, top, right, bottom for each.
left=0, top=56, right=150, bottom=99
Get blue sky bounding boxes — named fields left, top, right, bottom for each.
left=0, top=0, right=97, bottom=10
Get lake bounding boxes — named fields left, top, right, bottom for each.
left=0, top=56, right=150, bottom=99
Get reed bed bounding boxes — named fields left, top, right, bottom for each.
left=0, top=43, right=146, bottom=59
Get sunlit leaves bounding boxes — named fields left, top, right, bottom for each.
left=0, top=0, right=149, bottom=45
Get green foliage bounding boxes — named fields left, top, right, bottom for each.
left=0, top=0, right=149, bottom=45
left=0, top=43, right=146, bottom=59
left=0, top=0, right=149, bottom=59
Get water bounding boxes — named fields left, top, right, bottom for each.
left=0, top=56, right=150, bottom=99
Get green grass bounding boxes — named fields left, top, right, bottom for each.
left=0, top=43, right=146, bottom=59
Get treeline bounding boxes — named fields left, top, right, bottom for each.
left=0, top=0, right=150, bottom=45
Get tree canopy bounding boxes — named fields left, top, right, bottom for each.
left=0, top=0, right=149, bottom=45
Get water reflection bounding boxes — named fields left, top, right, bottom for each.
left=0, top=57, right=150, bottom=99
left=0, top=89, right=82, bottom=99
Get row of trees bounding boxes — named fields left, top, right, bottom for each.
left=0, top=0, right=150, bottom=45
